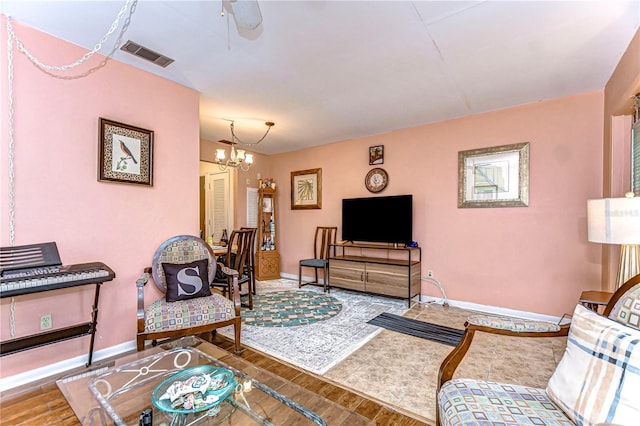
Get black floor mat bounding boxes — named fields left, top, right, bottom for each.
left=367, top=312, right=464, bottom=346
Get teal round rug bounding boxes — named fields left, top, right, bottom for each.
left=242, top=290, right=342, bottom=327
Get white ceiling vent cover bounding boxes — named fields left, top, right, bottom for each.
left=120, top=40, right=174, bottom=68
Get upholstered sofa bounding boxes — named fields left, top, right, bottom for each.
left=437, top=274, right=640, bottom=426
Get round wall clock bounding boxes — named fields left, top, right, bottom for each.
left=365, top=168, right=389, bottom=193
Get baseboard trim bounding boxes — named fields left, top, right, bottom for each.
left=416, top=295, right=567, bottom=324
left=0, top=340, right=137, bottom=393
left=280, top=272, right=325, bottom=284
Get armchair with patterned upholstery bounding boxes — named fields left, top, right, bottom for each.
left=136, top=235, right=241, bottom=353
left=436, top=274, right=640, bottom=426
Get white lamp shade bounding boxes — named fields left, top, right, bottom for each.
left=216, top=148, right=226, bottom=161
left=236, top=149, right=246, bottom=161
left=587, top=197, right=640, bottom=245
left=245, top=153, right=254, bottom=164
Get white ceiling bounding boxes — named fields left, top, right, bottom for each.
left=2, top=1, right=639, bottom=154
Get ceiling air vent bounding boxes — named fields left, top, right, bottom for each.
left=120, top=40, right=174, bottom=68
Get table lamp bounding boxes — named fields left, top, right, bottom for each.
left=587, top=193, right=640, bottom=289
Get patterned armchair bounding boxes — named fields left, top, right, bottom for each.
left=436, top=274, right=640, bottom=426
left=136, top=235, right=241, bottom=353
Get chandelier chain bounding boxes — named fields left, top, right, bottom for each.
left=230, top=121, right=273, bottom=146
left=6, top=0, right=133, bottom=72
left=7, top=26, right=17, bottom=337
left=7, top=17, right=15, bottom=248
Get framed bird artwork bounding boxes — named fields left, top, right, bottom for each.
left=98, top=118, right=154, bottom=186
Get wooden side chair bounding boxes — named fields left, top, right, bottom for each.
left=240, top=227, right=257, bottom=295
left=136, top=235, right=241, bottom=353
left=211, top=229, right=254, bottom=309
left=298, top=226, right=337, bottom=292
left=436, top=274, right=640, bottom=426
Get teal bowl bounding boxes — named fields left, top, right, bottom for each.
left=151, top=365, right=236, bottom=414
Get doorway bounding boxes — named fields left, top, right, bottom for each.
left=200, top=163, right=235, bottom=242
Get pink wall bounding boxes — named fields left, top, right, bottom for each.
left=270, top=91, right=605, bottom=317
left=0, top=19, right=200, bottom=378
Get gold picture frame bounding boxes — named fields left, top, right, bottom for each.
left=98, top=118, right=154, bottom=186
left=291, top=168, right=322, bottom=210
left=458, top=142, right=529, bottom=208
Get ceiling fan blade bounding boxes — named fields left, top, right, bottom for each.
left=228, top=0, right=263, bottom=30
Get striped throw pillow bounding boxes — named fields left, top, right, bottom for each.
left=546, top=304, right=640, bottom=425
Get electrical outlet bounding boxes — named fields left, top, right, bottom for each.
left=40, top=314, right=52, bottom=330
left=427, top=269, right=433, bottom=277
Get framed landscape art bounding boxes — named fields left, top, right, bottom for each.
left=291, top=168, right=322, bottom=210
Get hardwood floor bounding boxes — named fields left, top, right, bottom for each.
left=0, top=334, right=426, bottom=426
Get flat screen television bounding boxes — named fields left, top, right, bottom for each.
left=341, top=195, right=412, bottom=245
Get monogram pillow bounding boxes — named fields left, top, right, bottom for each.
left=162, top=259, right=212, bottom=303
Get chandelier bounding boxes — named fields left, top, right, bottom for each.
left=216, top=121, right=274, bottom=171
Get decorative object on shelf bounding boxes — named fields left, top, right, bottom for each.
left=458, top=142, right=529, bottom=208
left=365, top=168, right=389, bottom=193
left=98, top=118, right=154, bottom=186
left=369, top=145, right=384, bottom=165
left=291, top=168, right=322, bottom=210
left=215, top=120, right=274, bottom=172
left=587, top=192, right=640, bottom=289
left=259, top=177, right=276, bottom=189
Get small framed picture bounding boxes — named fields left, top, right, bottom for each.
left=98, top=118, right=154, bottom=186
left=369, top=145, right=384, bottom=165
left=291, top=168, right=322, bottom=210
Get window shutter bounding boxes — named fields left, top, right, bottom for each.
left=213, top=178, right=227, bottom=241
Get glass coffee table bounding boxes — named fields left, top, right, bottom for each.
left=57, top=336, right=372, bottom=425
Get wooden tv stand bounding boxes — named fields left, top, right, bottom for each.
left=328, top=242, right=421, bottom=307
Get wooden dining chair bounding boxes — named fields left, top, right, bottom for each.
left=211, top=229, right=254, bottom=309
left=298, top=226, right=337, bottom=292
left=240, top=227, right=257, bottom=295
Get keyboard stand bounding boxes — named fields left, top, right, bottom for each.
left=0, top=265, right=115, bottom=366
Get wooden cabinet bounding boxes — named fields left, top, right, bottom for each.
left=256, top=187, right=280, bottom=280
left=329, top=243, right=421, bottom=307
left=330, top=259, right=366, bottom=292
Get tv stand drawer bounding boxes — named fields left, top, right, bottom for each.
left=329, top=260, right=366, bottom=292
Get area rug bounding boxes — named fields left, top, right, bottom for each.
left=220, top=287, right=408, bottom=375
left=242, top=290, right=342, bottom=327
left=367, top=312, right=464, bottom=346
